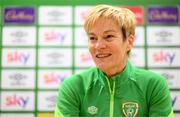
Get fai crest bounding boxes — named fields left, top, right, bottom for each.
left=88, top=106, right=98, bottom=115
left=122, top=102, right=139, bottom=117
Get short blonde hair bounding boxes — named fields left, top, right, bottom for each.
left=84, top=4, right=136, bottom=40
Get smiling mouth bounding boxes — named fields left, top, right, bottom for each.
left=96, top=53, right=112, bottom=58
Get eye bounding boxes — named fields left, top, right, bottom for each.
left=89, top=36, right=97, bottom=41
left=104, top=34, right=114, bottom=41
left=106, top=35, right=114, bottom=38
left=89, top=37, right=95, bottom=40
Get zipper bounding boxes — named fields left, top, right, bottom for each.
left=105, top=77, right=115, bottom=117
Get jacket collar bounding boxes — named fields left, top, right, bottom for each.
left=97, top=59, right=135, bottom=87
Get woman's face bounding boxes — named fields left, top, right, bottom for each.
left=87, top=18, right=133, bottom=77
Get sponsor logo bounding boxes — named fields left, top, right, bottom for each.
left=122, top=102, right=139, bottom=117
left=39, top=6, right=72, bottom=25
left=88, top=106, right=98, bottom=115
left=47, top=10, right=64, bottom=17
left=172, top=96, right=177, bottom=107
left=0, top=113, right=35, bottom=117
left=161, top=72, right=174, bottom=80
left=152, top=50, right=175, bottom=65
left=6, top=94, right=29, bottom=108
left=39, top=49, right=71, bottom=67
left=134, top=32, right=140, bottom=42
left=155, top=30, right=172, bottom=38
left=47, top=10, right=65, bottom=22
left=11, top=30, right=27, bottom=38
left=47, top=52, right=64, bottom=64
left=44, top=31, right=66, bottom=43
left=46, top=95, right=56, bottom=108
left=37, top=113, right=54, bottom=117
left=80, top=9, right=91, bottom=21
left=7, top=51, right=30, bottom=65
left=43, top=72, right=66, bottom=84
left=10, top=30, right=28, bottom=43
left=80, top=52, right=92, bottom=62
left=161, top=72, right=174, bottom=85
left=129, top=52, right=138, bottom=60
left=148, top=6, right=179, bottom=24
left=10, top=73, right=27, bottom=86
left=4, top=7, right=35, bottom=24
left=122, top=6, right=144, bottom=25
left=47, top=52, right=64, bottom=58
left=155, top=30, right=172, bottom=42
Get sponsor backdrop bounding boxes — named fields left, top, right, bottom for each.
left=0, top=0, right=180, bottom=117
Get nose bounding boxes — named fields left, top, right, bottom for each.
left=95, top=39, right=106, bottom=49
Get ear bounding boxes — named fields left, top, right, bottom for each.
left=126, top=34, right=134, bottom=51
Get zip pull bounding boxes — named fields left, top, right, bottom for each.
left=112, top=81, right=115, bottom=95
left=105, top=76, right=115, bottom=117
left=98, top=86, right=103, bottom=95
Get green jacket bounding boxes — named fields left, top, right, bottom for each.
left=55, top=60, right=173, bottom=117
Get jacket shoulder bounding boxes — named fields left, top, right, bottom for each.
left=131, top=67, right=168, bottom=96
left=133, top=67, right=166, bottom=83
left=62, top=67, right=98, bottom=91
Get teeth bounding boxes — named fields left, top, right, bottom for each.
left=96, top=54, right=111, bottom=58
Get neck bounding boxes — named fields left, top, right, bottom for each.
left=104, top=62, right=126, bottom=78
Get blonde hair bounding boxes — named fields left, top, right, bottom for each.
left=84, top=4, right=136, bottom=40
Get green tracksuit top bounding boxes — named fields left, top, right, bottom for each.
left=55, top=60, right=173, bottom=117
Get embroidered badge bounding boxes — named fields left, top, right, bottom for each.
left=88, top=106, right=98, bottom=115
left=122, top=102, right=139, bottom=117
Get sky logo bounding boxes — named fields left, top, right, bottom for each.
left=161, top=72, right=174, bottom=80
left=7, top=51, right=30, bottom=64
left=152, top=50, right=175, bottom=65
left=134, top=32, right=140, bottom=42
left=6, top=94, right=29, bottom=108
left=129, top=52, right=138, bottom=60
left=43, top=73, right=66, bottom=84
left=44, top=31, right=66, bottom=43
left=80, top=9, right=90, bottom=21
left=80, top=52, right=92, bottom=62
left=172, top=96, right=177, bottom=107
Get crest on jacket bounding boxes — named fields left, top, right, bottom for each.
left=122, top=102, right=139, bottom=117
left=88, top=106, right=98, bottom=115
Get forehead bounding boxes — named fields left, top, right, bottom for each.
left=88, top=17, right=121, bottom=33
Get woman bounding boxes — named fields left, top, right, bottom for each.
left=55, top=5, right=173, bottom=117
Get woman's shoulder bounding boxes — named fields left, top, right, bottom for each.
left=133, top=67, right=165, bottom=81
left=131, top=67, right=167, bottom=90
left=61, top=67, right=98, bottom=90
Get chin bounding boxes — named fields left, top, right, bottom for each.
left=96, top=64, right=109, bottom=72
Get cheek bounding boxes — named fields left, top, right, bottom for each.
left=112, top=47, right=126, bottom=58
left=88, top=45, right=94, bottom=55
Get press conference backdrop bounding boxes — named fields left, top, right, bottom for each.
left=0, top=0, right=180, bottom=117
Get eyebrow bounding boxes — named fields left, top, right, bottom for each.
left=104, top=30, right=116, bottom=33
left=88, top=30, right=116, bottom=35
